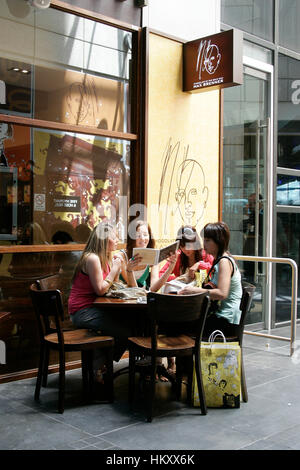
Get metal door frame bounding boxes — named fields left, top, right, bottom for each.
left=242, top=55, right=274, bottom=330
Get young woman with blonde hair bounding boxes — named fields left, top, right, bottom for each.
left=68, top=222, right=140, bottom=380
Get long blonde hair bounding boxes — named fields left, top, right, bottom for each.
left=73, top=222, right=115, bottom=279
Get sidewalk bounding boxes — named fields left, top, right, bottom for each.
left=0, top=326, right=299, bottom=450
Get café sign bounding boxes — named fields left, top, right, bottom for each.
left=183, top=29, right=243, bottom=93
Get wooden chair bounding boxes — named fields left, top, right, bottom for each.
left=30, top=283, right=115, bottom=413
left=223, top=281, right=256, bottom=403
left=128, top=291, right=210, bottom=422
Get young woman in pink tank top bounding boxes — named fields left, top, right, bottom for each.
left=68, top=222, right=141, bottom=383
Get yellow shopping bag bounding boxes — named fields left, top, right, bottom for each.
left=193, top=330, right=241, bottom=408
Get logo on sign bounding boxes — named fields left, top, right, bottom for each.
left=196, top=40, right=221, bottom=81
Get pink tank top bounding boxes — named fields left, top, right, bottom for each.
left=68, top=264, right=110, bottom=315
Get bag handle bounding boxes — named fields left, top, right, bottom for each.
left=208, top=330, right=226, bottom=344
left=206, top=256, right=235, bottom=280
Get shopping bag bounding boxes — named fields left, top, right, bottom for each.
left=192, top=330, right=241, bottom=408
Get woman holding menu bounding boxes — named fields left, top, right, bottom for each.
left=120, top=220, right=177, bottom=291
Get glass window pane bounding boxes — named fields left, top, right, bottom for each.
left=0, top=4, right=132, bottom=132
left=276, top=212, right=300, bottom=322
left=243, top=41, right=273, bottom=65
left=221, top=0, right=274, bottom=42
left=277, top=174, right=300, bottom=206
left=279, top=0, right=300, bottom=53
left=0, top=124, right=130, bottom=248
left=278, top=54, right=300, bottom=170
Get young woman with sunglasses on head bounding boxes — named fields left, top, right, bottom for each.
left=159, top=225, right=214, bottom=282
left=159, top=225, right=213, bottom=376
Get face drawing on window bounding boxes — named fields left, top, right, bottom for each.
left=174, top=159, right=208, bottom=227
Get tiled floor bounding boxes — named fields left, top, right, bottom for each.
left=1, top=326, right=300, bottom=450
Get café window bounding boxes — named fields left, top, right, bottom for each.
left=0, top=6, right=132, bottom=133
left=278, top=54, right=300, bottom=170
left=0, top=3, right=135, bottom=247
left=279, top=0, right=300, bottom=53
left=0, top=124, right=130, bottom=245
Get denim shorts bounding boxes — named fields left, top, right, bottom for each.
left=70, top=305, right=134, bottom=339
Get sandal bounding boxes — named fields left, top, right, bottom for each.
left=94, top=365, right=107, bottom=384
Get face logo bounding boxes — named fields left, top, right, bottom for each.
left=196, top=40, right=221, bottom=80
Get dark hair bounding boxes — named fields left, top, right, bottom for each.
left=126, top=220, right=155, bottom=258
left=203, top=221, right=230, bottom=259
left=176, top=225, right=203, bottom=273
left=52, top=230, right=73, bottom=244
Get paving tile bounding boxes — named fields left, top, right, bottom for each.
left=0, top=409, right=92, bottom=450
left=1, top=334, right=300, bottom=451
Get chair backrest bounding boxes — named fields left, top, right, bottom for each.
left=147, top=292, right=210, bottom=349
left=231, top=282, right=256, bottom=343
left=36, top=274, right=61, bottom=291
left=30, top=284, right=65, bottom=344
left=239, top=282, right=256, bottom=326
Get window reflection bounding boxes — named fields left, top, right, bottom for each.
left=276, top=212, right=300, bottom=322
left=0, top=4, right=132, bottom=132
left=221, top=0, right=274, bottom=42
left=278, top=54, right=300, bottom=170
left=277, top=175, right=300, bottom=206
left=0, top=125, right=130, bottom=246
left=279, top=0, right=300, bottom=53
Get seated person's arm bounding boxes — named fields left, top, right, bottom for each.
left=122, top=253, right=142, bottom=287
left=179, top=257, right=232, bottom=300
left=85, top=253, right=121, bottom=296
left=150, top=252, right=178, bottom=292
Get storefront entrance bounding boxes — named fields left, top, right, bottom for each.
left=222, top=58, right=273, bottom=328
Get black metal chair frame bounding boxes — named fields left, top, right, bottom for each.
left=226, top=281, right=256, bottom=403
left=30, top=283, right=114, bottom=413
left=128, top=291, right=210, bottom=422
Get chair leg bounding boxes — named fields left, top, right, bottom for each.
left=81, top=350, right=90, bottom=402
left=175, top=357, right=183, bottom=401
left=128, top=349, right=136, bottom=406
left=186, top=356, right=193, bottom=406
left=35, top=343, right=45, bottom=401
left=194, top=350, right=207, bottom=415
left=147, top=355, right=157, bottom=422
left=241, top=352, right=248, bottom=403
left=58, top=350, right=65, bottom=414
left=42, top=346, right=50, bottom=387
left=106, top=347, right=114, bottom=403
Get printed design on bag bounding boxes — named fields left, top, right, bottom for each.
left=193, top=343, right=241, bottom=408
left=223, top=350, right=239, bottom=373
left=207, top=362, right=220, bottom=385
left=223, top=393, right=240, bottom=408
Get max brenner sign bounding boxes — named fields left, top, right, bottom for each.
left=183, top=29, right=243, bottom=93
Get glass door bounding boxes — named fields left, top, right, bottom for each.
left=222, top=63, right=272, bottom=327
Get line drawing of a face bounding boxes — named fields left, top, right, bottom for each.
left=158, top=139, right=209, bottom=237
left=174, top=159, right=209, bottom=227
left=204, top=44, right=221, bottom=75
left=196, top=40, right=222, bottom=81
